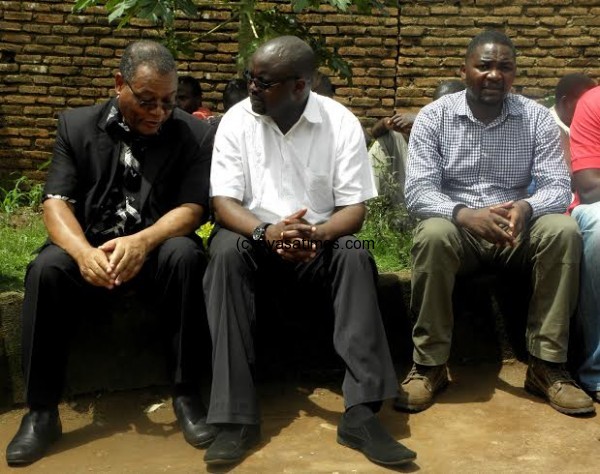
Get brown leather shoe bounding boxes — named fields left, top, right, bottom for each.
left=394, top=363, right=449, bottom=412
left=525, top=357, right=595, bottom=416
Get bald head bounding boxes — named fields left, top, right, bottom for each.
left=254, top=36, right=315, bottom=81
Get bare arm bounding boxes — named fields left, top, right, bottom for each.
left=312, top=203, right=366, bottom=242
left=212, top=196, right=262, bottom=238
left=371, top=113, right=416, bottom=139
left=100, top=203, right=204, bottom=285
left=43, top=198, right=115, bottom=288
left=573, top=169, right=600, bottom=205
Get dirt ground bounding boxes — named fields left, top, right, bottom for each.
left=1, top=361, right=599, bottom=473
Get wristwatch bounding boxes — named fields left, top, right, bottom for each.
left=252, top=222, right=271, bottom=241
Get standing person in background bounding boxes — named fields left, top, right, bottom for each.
left=369, top=80, right=465, bottom=204
left=177, top=75, right=213, bottom=119
left=222, top=78, right=249, bottom=112
left=205, top=78, right=250, bottom=143
left=312, top=72, right=336, bottom=98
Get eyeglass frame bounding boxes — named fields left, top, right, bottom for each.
left=124, top=78, right=177, bottom=112
left=243, top=70, right=299, bottom=91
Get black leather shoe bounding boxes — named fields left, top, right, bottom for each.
left=173, top=395, right=218, bottom=448
left=203, top=424, right=261, bottom=465
left=6, top=409, right=62, bottom=466
left=337, top=413, right=416, bottom=466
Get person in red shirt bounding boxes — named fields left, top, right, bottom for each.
left=177, top=75, right=213, bottom=119
left=569, top=85, right=600, bottom=401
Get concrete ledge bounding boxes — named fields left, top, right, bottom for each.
left=0, top=291, right=170, bottom=406
left=0, top=271, right=527, bottom=407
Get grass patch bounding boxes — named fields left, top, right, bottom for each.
left=0, top=209, right=47, bottom=292
left=358, top=220, right=412, bottom=272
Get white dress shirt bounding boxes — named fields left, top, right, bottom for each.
left=211, top=92, right=376, bottom=224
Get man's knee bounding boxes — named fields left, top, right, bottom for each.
left=26, top=244, right=78, bottom=286
left=573, top=202, right=600, bottom=235
left=330, top=236, right=374, bottom=269
left=412, top=218, right=461, bottom=261
left=208, top=229, right=254, bottom=270
left=159, top=236, right=206, bottom=268
left=530, top=214, right=582, bottom=261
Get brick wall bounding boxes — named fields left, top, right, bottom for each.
left=398, top=0, right=600, bottom=108
left=0, top=0, right=398, bottom=182
left=1, top=0, right=600, bottom=181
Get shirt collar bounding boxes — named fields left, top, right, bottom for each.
left=242, top=91, right=322, bottom=126
left=453, top=90, right=525, bottom=124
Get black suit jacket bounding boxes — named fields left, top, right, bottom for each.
left=44, top=99, right=213, bottom=242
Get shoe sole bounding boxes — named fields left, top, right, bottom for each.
left=393, top=379, right=449, bottom=413
left=186, top=436, right=216, bottom=449
left=6, top=430, right=61, bottom=466
left=6, top=457, right=37, bottom=467
left=204, top=434, right=261, bottom=466
left=336, top=435, right=417, bottom=466
left=204, top=456, right=244, bottom=466
left=524, top=381, right=596, bottom=416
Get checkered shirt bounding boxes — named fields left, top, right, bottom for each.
left=405, top=91, right=571, bottom=220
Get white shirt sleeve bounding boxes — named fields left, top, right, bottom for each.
left=210, top=108, right=246, bottom=201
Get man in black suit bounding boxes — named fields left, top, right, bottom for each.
left=6, top=40, right=215, bottom=466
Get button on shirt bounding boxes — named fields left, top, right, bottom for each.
left=405, top=91, right=571, bottom=220
left=210, top=93, right=376, bottom=224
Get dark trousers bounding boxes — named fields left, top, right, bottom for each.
left=22, top=236, right=207, bottom=408
left=203, top=228, right=398, bottom=425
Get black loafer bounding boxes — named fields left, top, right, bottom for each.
left=173, top=395, right=218, bottom=448
left=203, top=424, right=261, bottom=465
left=337, top=413, right=416, bottom=466
left=6, top=409, right=62, bottom=466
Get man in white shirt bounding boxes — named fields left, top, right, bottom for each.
left=203, top=36, right=415, bottom=467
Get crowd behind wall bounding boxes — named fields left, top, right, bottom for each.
left=1, top=0, right=600, bottom=183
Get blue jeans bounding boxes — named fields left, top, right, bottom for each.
left=573, top=202, right=600, bottom=391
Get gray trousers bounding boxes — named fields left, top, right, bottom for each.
left=368, top=130, right=409, bottom=204
left=203, top=228, right=398, bottom=425
left=411, top=215, right=581, bottom=366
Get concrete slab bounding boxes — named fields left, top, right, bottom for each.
left=0, top=361, right=598, bottom=473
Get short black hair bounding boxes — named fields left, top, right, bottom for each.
left=119, top=40, right=176, bottom=82
left=465, top=30, right=516, bottom=61
left=223, top=78, right=248, bottom=111
left=178, top=75, right=203, bottom=99
left=555, top=73, right=596, bottom=102
left=433, top=80, right=465, bottom=101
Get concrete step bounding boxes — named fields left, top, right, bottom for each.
left=0, top=272, right=528, bottom=407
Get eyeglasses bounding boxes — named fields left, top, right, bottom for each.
left=125, top=79, right=176, bottom=111
left=243, top=70, right=298, bottom=91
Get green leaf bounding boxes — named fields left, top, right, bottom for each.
left=328, top=0, right=352, bottom=12
left=72, top=0, right=97, bottom=13
left=290, top=0, right=311, bottom=12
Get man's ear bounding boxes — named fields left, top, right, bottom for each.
left=114, top=72, right=125, bottom=96
left=460, top=64, right=466, bottom=80
left=294, top=78, right=307, bottom=95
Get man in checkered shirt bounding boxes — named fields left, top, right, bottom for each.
left=396, top=30, right=593, bottom=416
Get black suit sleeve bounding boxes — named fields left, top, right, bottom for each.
left=43, top=112, right=80, bottom=203
left=172, top=114, right=213, bottom=213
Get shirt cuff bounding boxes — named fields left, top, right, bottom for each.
left=42, top=194, right=76, bottom=204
